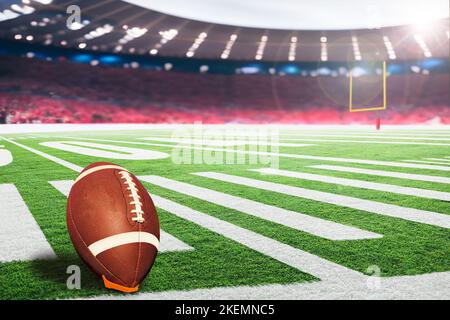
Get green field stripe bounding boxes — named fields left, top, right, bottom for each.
left=139, top=178, right=450, bottom=277
left=307, top=165, right=450, bottom=185
left=253, top=168, right=450, bottom=201
left=0, top=206, right=312, bottom=299
left=194, top=172, right=450, bottom=228
left=139, top=175, right=382, bottom=240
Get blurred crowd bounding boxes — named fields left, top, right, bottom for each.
left=0, top=57, right=448, bottom=124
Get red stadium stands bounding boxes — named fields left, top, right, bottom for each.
left=0, top=57, right=448, bottom=124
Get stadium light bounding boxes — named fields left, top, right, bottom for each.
left=0, top=9, right=20, bottom=22
left=33, top=0, right=53, bottom=4
left=351, top=36, right=362, bottom=61
left=11, top=4, right=35, bottom=15
left=320, top=36, right=328, bottom=61
left=221, top=34, right=238, bottom=59
left=288, top=36, right=297, bottom=61
left=186, top=32, right=208, bottom=58
left=255, top=35, right=268, bottom=60
left=159, top=29, right=178, bottom=40
left=383, top=36, right=397, bottom=60
left=84, top=24, right=114, bottom=40
left=149, top=29, right=178, bottom=55
left=414, top=34, right=432, bottom=57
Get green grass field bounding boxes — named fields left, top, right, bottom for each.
left=0, top=126, right=449, bottom=299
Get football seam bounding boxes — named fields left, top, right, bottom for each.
left=67, top=188, right=130, bottom=287
left=115, top=170, right=144, bottom=288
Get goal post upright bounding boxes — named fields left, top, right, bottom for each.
left=349, top=61, right=387, bottom=130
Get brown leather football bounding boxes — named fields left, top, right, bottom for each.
left=67, top=162, right=160, bottom=293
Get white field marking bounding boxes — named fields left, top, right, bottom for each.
left=121, top=130, right=450, bottom=137
left=194, top=172, right=450, bottom=229
left=0, top=138, right=193, bottom=253
left=149, top=195, right=362, bottom=281
left=86, top=270, right=450, bottom=300
left=54, top=137, right=450, bottom=172
left=139, top=137, right=313, bottom=148
left=2, top=123, right=450, bottom=135
left=403, top=160, right=450, bottom=166
left=424, top=158, right=450, bottom=163
left=40, top=141, right=169, bottom=160
left=253, top=168, right=450, bottom=202
left=1, top=137, right=83, bottom=172
left=0, top=184, right=56, bottom=262
left=308, top=165, right=450, bottom=184
left=273, top=138, right=450, bottom=146
left=50, top=179, right=361, bottom=281
left=138, top=176, right=381, bottom=241
left=282, top=132, right=450, bottom=137
left=275, top=133, right=450, bottom=141
left=159, top=231, right=194, bottom=253
left=134, top=134, right=450, bottom=146
left=0, top=145, right=12, bottom=167
left=145, top=133, right=450, bottom=141
left=141, top=137, right=247, bottom=146
left=48, top=180, right=193, bottom=253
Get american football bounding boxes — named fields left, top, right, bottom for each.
left=67, top=162, right=160, bottom=292
left=0, top=0, right=449, bottom=310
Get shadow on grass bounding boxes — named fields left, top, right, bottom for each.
left=30, top=252, right=103, bottom=292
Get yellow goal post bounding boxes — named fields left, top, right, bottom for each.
left=349, top=61, right=387, bottom=112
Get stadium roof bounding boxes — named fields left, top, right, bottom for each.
left=0, top=0, right=448, bottom=62
left=125, top=0, right=450, bottom=31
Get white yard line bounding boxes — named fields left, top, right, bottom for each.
left=159, top=232, right=194, bottom=253
left=149, top=195, right=362, bottom=281
left=139, top=137, right=313, bottom=148
left=424, top=158, right=450, bottom=163
left=0, top=137, right=83, bottom=172
left=281, top=133, right=450, bottom=137
left=40, top=141, right=170, bottom=160
left=85, top=270, right=450, bottom=300
left=253, top=168, right=450, bottom=202
left=137, top=136, right=450, bottom=146
left=403, top=160, right=450, bottom=166
left=274, top=138, right=450, bottom=146
left=275, top=133, right=450, bottom=141
left=49, top=180, right=194, bottom=253
left=193, top=172, right=450, bottom=229
left=3, top=136, right=362, bottom=283
left=116, top=132, right=450, bottom=138
left=308, top=165, right=450, bottom=184
left=138, top=176, right=381, bottom=241
left=0, top=148, right=12, bottom=167
left=54, top=137, right=450, bottom=172
left=0, top=184, right=56, bottom=262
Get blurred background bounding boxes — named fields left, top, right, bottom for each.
left=0, top=0, right=448, bottom=124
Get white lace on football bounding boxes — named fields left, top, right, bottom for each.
left=119, top=170, right=145, bottom=223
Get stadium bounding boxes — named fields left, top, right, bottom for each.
left=0, top=0, right=449, bottom=302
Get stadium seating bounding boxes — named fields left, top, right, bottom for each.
left=0, top=57, right=448, bottom=124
